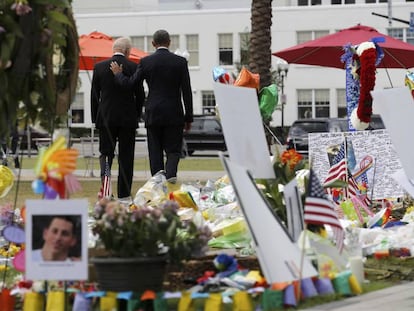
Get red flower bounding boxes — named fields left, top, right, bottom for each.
left=357, top=48, right=376, bottom=123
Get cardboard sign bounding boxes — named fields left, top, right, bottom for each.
left=220, top=154, right=317, bottom=283
left=214, top=83, right=275, bottom=179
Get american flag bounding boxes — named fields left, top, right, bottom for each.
left=348, top=170, right=371, bottom=207
left=323, top=142, right=347, bottom=188
left=305, top=169, right=344, bottom=252
left=102, top=157, right=112, bottom=198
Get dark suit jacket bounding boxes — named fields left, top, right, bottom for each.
left=115, top=48, right=193, bottom=127
left=91, top=54, right=144, bottom=129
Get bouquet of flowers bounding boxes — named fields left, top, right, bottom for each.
left=92, top=199, right=212, bottom=264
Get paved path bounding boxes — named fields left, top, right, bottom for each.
left=302, top=281, right=414, bottom=310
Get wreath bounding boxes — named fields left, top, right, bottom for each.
left=350, top=42, right=377, bottom=130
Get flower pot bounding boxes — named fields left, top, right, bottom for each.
left=91, top=256, right=167, bottom=292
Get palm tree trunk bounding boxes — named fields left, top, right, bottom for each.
left=250, top=0, right=273, bottom=89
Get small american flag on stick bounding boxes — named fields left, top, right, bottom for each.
left=102, top=157, right=112, bottom=198
left=304, top=169, right=344, bottom=252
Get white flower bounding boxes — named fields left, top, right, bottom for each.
left=350, top=109, right=369, bottom=130
left=356, top=41, right=376, bottom=56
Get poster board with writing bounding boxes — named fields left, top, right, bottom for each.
left=308, top=130, right=403, bottom=200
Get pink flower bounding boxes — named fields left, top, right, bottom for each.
left=11, top=2, right=32, bottom=16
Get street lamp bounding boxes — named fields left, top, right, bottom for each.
left=276, top=61, right=289, bottom=139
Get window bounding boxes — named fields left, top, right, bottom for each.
left=315, top=89, right=330, bottom=117
left=388, top=28, right=414, bottom=45
left=71, top=93, right=84, bottom=124
left=336, top=89, right=347, bottom=118
left=219, top=34, right=233, bottom=65
left=186, top=34, right=199, bottom=66
left=170, top=35, right=179, bottom=54
left=297, top=90, right=313, bottom=119
left=146, top=36, right=153, bottom=53
left=297, top=0, right=321, bottom=5
left=407, top=28, right=414, bottom=45
left=202, top=91, right=216, bottom=115
left=297, top=30, right=329, bottom=44
left=239, top=32, right=250, bottom=66
left=297, top=89, right=330, bottom=119
left=388, top=28, right=403, bottom=40
left=130, top=36, right=145, bottom=51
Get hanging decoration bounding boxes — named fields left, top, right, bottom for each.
left=341, top=38, right=384, bottom=130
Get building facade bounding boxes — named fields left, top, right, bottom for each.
left=72, top=0, right=414, bottom=129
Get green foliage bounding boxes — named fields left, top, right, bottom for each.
left=92, top=200, right=212, bottom=264
left=0, top=0, right=78, bottom=136
left=257, top=148, right=308, bottom=223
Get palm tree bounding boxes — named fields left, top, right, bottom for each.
left=249, top=0, right=273, bottom=89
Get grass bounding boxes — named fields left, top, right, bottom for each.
left=1, top=156, right=223, bottom=208
left=14, top=155, right=225, bottom=171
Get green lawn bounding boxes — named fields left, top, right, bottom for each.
left=17, top=155, right=224, bottom=171
left=1, top=156, right=223, bottom=208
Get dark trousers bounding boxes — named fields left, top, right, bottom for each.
left=99, top=126, right=136, bottom=198
left=146, top=125, right=183, bottom=179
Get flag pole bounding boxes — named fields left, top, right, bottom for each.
left=369, top=157, right=376, bottom=209
left=297, top=223, right=308, bottom=303
left=298, top=160, right=312, bottom=303
left=344, top=135, right=349, bottom=200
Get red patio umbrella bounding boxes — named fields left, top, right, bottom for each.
left=273, top=24, right=414, bottom=69
left=79, top=31, right=148, bottom=70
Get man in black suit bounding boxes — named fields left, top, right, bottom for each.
left=110, top=29, right=193, bottom=183
left=91, top=37, right=144, bottom=201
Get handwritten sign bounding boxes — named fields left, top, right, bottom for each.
left=309, top=129, right=403, bottom=200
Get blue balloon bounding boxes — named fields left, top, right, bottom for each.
left=31, top=179, right=45, bottom=194
left=212, top=66, right=226, bottom=81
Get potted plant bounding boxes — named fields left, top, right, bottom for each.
left=90, top=199, right=212, bottom=292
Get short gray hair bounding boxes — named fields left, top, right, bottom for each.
left=112, top=37, right=132, bottom=54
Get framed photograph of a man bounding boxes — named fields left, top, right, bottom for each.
left=25, top=199, right=88, bottom=280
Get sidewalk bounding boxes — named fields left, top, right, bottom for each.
left=302, top=281, right=414, bottom=310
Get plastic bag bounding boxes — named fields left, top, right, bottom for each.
left=133, top=170, right=167, bottom=206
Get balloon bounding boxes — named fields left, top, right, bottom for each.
left=212, top=66, right=226, bottom=81
left=2, top=225, right=25, bottom=244
left=218, top=72, right=234, bottom=85
left=0, top=165, right=14, bottom=198
left=12, top=250, right=25, bottom=272
left=234, top=67, right=260, bottom=90
left=259, top=84, right=278, bottom=122
left=44, top=185, right=58, bottom=199
left=31, top=179, right=45, bottom=194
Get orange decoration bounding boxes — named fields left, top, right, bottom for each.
left=0, top=288, right=16, bottom=311
left=234, top=67, right=260, bottom=90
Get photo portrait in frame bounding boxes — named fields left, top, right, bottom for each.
left=25, top=199, right=88, bottom=280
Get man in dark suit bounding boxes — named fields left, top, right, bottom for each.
left=91, top=37, right=144, bottom=201
left=110, top=29, right=193, bottom=183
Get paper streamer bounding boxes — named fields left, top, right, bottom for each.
left=314, top=278, right=335, bottom=295
left=72, top=293, right=92, bottom=311
left=300, top=278, right=318, bottom=298
left=0, top=288, right=16, bottom=311
left=23, top=292, right=45, bottom=311
left=46, top=291, right=65, bottom=311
